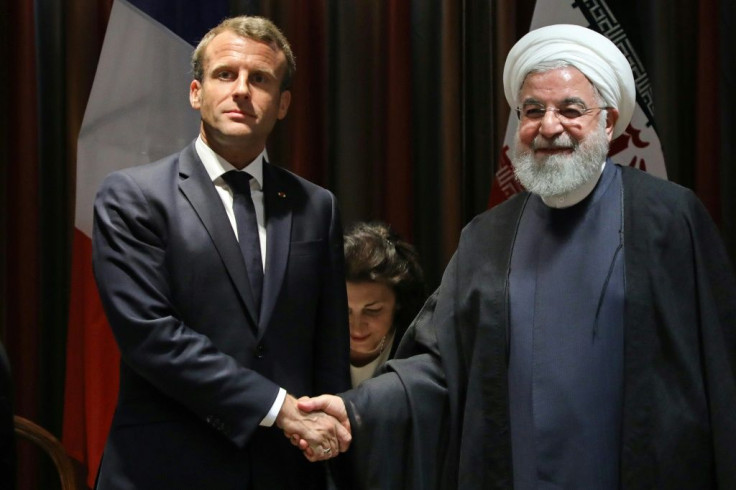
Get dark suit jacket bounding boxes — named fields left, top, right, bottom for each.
left=92, top=141, right=351, bottom=489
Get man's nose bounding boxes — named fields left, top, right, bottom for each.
left=538, top=109, right=564, bottom=139
left=233, top=74, right=250, bottom=98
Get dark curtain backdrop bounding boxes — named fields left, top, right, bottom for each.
left=2, top=0, right=733, bottom=487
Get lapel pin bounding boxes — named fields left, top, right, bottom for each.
left=277, top=191, right=286, bottom=198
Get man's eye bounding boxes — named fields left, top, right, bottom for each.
left=250, top=73, right=265, bottom=84
left=559, top=108, right=584, bottom=119
left=217, top=71, right=234, bottom=80
left=364, top=308, right=382, bottom=315
left=524, top=108, right=546, bottom=119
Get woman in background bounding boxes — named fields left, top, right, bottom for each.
left=343, top=222, right=427, bottom=387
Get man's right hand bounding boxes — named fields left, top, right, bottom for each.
left=276, top=394, right=351, bottom=462
left=295, top=395, right=350, bottom=459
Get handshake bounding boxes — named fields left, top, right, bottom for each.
left=276, top=394, right=351, bottom=462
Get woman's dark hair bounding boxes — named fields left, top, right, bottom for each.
left=344, top=222, right=427, bottom=355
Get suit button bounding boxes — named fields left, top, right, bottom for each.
left=255, top=344, right=266, bottom=358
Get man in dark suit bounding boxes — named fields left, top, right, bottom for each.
left=92, top=16, right=351, bottom=489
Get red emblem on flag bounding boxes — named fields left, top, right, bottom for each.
left=488, top=145, right=525, bottom=208
left=609, top=123, right=650, bottom=172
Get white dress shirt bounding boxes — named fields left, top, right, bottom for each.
left=195, top=136, right=286, bottom=427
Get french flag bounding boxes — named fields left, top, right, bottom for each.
left=63, top=1, right=229, bottom=486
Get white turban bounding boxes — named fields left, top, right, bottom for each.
left=503, top=24, right=635, bottom=138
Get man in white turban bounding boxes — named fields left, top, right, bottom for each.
left=296, top=24, right=736, bottom=490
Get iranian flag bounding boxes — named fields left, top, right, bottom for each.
left=62, top=1, right=224, bottom=485
left=489, top=0, right=666, bottom=208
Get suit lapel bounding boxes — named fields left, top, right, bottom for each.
left=177, top=143, right=260, bottom=328
left=260, top=162, right=292, bottom=336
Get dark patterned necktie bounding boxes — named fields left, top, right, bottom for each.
left=222, top=170, right=264, bottom=312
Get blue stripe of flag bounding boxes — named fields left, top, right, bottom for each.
left=126, top=0, right=230, bottom=46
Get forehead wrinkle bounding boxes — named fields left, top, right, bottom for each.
left=561, top=96, right=589, bottom=107
left=204, top=34, right=284, bottom=76
left=207, top=58, right=277, bottom=77
left=207, top=49, right=277, bottom=69
left=519, top=68, right=599, bottom=105
left=521, top=97, right=543, bottom=107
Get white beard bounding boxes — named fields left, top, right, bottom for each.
left=511, top=117, right=610, bottom=198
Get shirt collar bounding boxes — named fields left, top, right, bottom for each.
left=195, top=135, right=266, bottom=189
left=540, top=160, right=606, bottom=209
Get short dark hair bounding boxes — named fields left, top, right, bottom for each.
left=191, top=16, right=296, bottom=91
left=344, top=222, right=427, bottom=342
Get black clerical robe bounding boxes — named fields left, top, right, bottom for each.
left=508, top=162, right=625, bottom=490
left=341, top=164, right=736, bottom=489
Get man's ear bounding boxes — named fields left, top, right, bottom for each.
left=277, top=90, right=291, bottom=120
left=605, top=107, right=619, bottom=141
left=190, top=80, right=202, bottom=110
